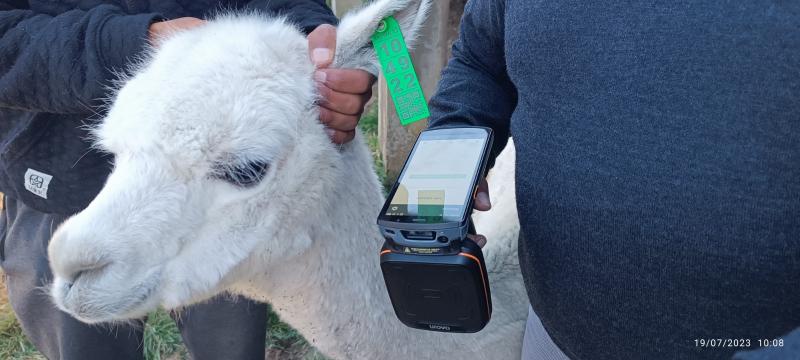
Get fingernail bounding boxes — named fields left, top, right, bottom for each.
left=313, top=70, right=327, bottom=83
left=477, top=192, right=491, bottom=207
left=312, top=48, right=332, bottom=66
left=324, top=128, right=335, bottom=138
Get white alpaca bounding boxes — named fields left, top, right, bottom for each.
left=47, top=1, right=528, bottom=359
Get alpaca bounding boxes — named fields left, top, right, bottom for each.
left=46, top=1, right=528, bottom=359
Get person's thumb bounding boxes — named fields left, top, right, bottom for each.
left=467, top=234, right=487, bottom=248
left=308, top=24, right=337, bottom=68
left=474, top=178, right=492, bottom=211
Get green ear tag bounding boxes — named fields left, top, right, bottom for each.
left=371, top=17, right=430, bottom=126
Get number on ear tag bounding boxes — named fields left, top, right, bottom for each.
left=371, top=17, right=430, bottom=126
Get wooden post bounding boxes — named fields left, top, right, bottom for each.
left=378, top=0, right=464, bottom=182
left=331, top=0, right=363, bottom=16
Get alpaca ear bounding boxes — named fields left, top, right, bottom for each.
left=332, top=0, right=432, bottom=75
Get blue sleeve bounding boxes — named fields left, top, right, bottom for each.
left=245, top=0, right=337, bottom=34
left=0, top=4, right=161, bottom=114
left=427, top=0, right=517, bottom=167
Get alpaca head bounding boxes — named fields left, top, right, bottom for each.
left=47, top=0, right=430, bottom=324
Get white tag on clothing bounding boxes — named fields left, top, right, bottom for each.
left=24, top=168, right=53, bottom=199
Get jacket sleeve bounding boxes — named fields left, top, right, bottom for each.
left=0, top=3, right=161, bottom=114
left=427, top=0, right=517, bottom=168
left=245, top=0, right=337, bottom=34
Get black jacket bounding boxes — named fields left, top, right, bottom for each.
left=0, top=0, right=336, bottom=214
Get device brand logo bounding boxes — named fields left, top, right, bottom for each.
left=428, top=324, right=451, bottom=331
left=24, top=168, right=53, bottom=199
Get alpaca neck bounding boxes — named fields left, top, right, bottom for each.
left=264, top=136, right=442, bottom=359
left=306, top=137, right=413, bottom=358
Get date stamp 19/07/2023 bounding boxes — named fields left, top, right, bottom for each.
left=694, top=338, right=785, bottom=348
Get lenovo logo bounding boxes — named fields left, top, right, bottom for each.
left=428, top=324, right=451, bottom=331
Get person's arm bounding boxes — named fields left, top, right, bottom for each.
left=428, top=0, right=517, bottom=168
left=245, top=0, right=337, bottom=34
left=0, top=3, right=161, bottom=114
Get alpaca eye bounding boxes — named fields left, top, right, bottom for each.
left=212, top=161, right=270, bottom=188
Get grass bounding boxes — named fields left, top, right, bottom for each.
left=0, top=280, right=43, bottom=360
left=142, top=310, right=186, bottom=360
left=264, top=306, right=326, bottom=360
left=0, top=104, right=384, bottom=360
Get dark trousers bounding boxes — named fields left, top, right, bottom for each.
left=0, top=198, right=268, bottom=360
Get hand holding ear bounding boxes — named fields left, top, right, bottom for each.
left=308, top=24, right=377, bottom=144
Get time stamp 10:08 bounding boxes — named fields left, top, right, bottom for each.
left=693, top=338, right=784, bottom=348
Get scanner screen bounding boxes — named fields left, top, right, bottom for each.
left=385, top=137, right=485, bottom=223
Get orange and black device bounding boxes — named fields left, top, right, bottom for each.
left=379, top=237, right=492, bottom=333
left=377, top=127, right=493, bottom=333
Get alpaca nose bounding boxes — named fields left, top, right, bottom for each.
left=65, top=269, right=87, bottom=288
left=48, top=226, right=113, bottom=286
left=62, top=260, right=112, bottom=286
